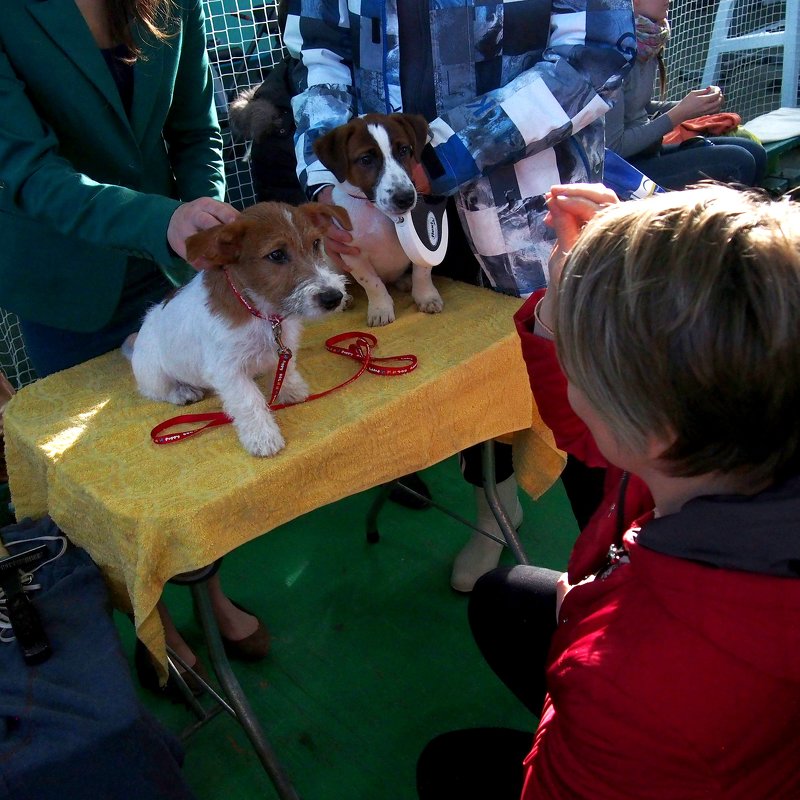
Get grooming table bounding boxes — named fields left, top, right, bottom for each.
left=4, top=278, right=564, bottom=799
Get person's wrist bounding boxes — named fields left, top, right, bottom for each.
left=534, top=297, right=556, bottom=340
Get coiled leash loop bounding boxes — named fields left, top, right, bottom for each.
left=150, top=331, right=418, bottom=445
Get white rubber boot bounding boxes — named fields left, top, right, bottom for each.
left=450, top=474, right=524, bottom=593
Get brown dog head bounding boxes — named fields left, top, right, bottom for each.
left=185, top=201, right=351, bottom=322
left=313, top=113, right=428, bottom=185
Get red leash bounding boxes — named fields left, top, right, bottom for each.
left=150, top=331, right=417, bottom=445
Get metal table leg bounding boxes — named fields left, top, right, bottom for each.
left=365, top=482, right=393, bottom=543
left=481, top=441, right=530, bottom=565
left=165, top=563, right=301, bottom=800
left=190, top=580, right=302, bottom=800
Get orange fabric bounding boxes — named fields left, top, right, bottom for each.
left=662, top=112, right=741, bottom=145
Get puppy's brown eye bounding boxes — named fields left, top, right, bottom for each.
left=358, top=153, right=375, bottom=168
left=266, top=249, right=288, bottom=263
left=398, top=144, right=412, bottom=158
left=313, top=238, right=322, bottom=252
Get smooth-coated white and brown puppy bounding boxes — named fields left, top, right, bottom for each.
left=131, top=202, right=351, bottom=457
left=313, top=113, right=444, bottom=327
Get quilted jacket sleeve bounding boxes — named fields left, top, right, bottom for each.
left=284, top=0, right=356, bottom=193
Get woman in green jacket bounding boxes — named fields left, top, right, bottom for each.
left=0, top=0, right=268, bottom=692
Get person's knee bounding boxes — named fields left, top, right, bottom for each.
left=470, top=565, right=515, bottom=607
left=732, top=150, right=758, bottom=186
left=707, top=146, right=757, bottom=186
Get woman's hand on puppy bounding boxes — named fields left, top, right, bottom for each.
left=168, top=197, right=240, bottom=263
left=315, top=185, right=360, bottom=272
left=538, top=183, right=620, bottom=331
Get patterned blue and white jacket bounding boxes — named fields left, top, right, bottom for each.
left=285, top=0, right=635, bottom=296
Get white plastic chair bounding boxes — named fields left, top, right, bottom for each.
left=702, top=0, right=800, bottom=108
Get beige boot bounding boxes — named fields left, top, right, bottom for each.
left=450, top=475, right=524, bottom=593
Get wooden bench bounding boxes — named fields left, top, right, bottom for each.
left=763, top=135, right=800, bottom=174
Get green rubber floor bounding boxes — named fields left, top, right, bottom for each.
left=115, top=456, right=578, bottom=800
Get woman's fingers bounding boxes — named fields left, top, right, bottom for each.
left=323, top=227, right=359, bottom=272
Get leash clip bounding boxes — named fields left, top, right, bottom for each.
left=270, top=318, right=292, bottom=358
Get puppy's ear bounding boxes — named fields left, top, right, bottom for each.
left=397, top=114, right=430, bottom=162
left=312, top=126, right=351, bottom=183
left=185, top=221, right=249, bottom=270
left=300, top=202, right=353, bottom=232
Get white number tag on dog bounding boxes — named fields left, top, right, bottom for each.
left=394, top=195, right=449, bottom=268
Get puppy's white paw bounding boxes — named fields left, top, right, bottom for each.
left=367, top=304, right=396, bottom=327
left=415, top=292, right=444, bottom=314
left=238, top=422, right=286, bottom=457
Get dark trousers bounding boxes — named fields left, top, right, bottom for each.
left=631, top=136, right=768, bottom=190
left=20, top=269, right=170, bottom=378
left=416, top=565, right=560, bottom=799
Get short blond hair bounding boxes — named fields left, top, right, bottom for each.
left=556, top=185, right=800, bottom=483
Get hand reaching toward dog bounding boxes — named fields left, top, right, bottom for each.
left=315, top=185, right=361, bottom=272
left=167, top=197, right=240, bottom=262
left=538, top=183, right=620, bottom=332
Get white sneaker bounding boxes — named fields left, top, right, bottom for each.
left=450, top=476, right=523, bottom=593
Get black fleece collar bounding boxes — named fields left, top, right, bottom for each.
left=636, top=474, right=800, bottom=578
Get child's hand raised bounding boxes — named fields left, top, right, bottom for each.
left=538, top=184, right=619, bottom=332
left=546, top=183, right=620, bottom=255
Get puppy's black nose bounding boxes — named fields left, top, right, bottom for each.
left=318, top=289, right=344, bottom=310
left=393, top=189, right=416, bottom=211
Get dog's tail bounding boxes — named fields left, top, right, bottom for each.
left=228, top=87, right=283, bottom=142
left=120, top=332, right=136, bottom=362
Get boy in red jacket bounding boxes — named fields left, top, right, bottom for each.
left=418, top=184, right=800, bottom=799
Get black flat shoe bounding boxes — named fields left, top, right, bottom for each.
left=388, top=472, right=433, bottom=510
left=190, top=598, right=271, bottom=662
left=221, top=601, right=271, bottom=662
left=134, top=639, right=209, bottom=703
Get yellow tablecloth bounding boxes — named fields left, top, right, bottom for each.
left=6, top=279, right=564, bottom=668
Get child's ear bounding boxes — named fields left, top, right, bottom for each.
left=648, top=428, right=678, bottom=465
left=185, top=221, right=248, bottom=269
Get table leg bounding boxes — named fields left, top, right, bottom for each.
left=481, top=441, right=530, bottom=565
left=365, top=482, right=393, bottom=543
left=190, top=581, right=302, bottom=800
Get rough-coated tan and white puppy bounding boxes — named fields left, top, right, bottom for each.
left=131, top=202, right=351, bottom=457
left=313, top=113, right=443, bottom=327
